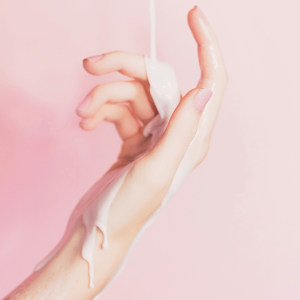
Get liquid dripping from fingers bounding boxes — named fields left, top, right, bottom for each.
left=150, top=0, right=156, bottom=61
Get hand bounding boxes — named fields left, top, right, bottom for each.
left=3, top=7, right=228, bottom=300
left=76, top=6, right=227, bottom=238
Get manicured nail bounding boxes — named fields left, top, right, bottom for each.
left=193, top=89, right=213, bottom=112
left=195, top=5, right=206, bottom=20
left=76, top=95, right=91, bottom=112
left=80, top=118, right=91, bottom=124
left=85, top=54, right=103, bottom=63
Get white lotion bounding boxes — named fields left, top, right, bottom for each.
left=35, top=0, right=197, bottom=298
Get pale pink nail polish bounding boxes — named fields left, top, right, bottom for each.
left=193, top=89, right=213, bottom=112
left=81, top=118, right=91, bottom=124
left=85, top=54, right=103, bottom=63
left=195, top=5, right=206, bottom=20
left=76, top=95, right=91, bottom=112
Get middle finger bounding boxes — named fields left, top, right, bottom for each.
left=76, top=81, right=157, bottom=125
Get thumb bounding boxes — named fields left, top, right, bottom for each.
left=139, top=6, right=226, bottom=188
left=142, top=87, right=212, bottom=185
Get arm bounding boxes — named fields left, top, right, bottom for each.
left=4, top=6, right=227, bottom=300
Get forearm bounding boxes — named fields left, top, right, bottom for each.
left=4, top=217, right=137, bottom=300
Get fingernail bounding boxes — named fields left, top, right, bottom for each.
left=193, top=89, right=213, bottom=112
left=195, top=5, right=206, bottom=20
left=76, top=95, right=91, bottom=112
left=80, top=118, right=91, bottom=124
left=85, top=54, right=103, bottom=63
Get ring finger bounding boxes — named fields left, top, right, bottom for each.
left=80, top=103, right=141, bottom=141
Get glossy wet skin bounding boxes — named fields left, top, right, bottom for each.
left=4, top=6, right=227, bottom=300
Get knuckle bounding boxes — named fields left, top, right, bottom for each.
left=80, top=123, right=94, bottom=131
left=119, top=105, right=129, bottom=116
left=201, top=73, right=217, bottom=83
left=223, top=71, right=229, bottom=85
left=218, top=68, right=228, bottom=86
left=112, top=50, right=123, bottom=56
left=94, top=83, right=104, bottom=94
left=110, top=51, right=124, bottom=67
left=195, top=141, right=210, bottom=166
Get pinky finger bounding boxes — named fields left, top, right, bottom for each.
left=80, top=104, right=141, bottom=141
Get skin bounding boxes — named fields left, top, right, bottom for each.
left=3, top=6, right=227, bottom=300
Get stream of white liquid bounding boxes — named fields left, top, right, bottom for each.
left=34, top=1, right=195, bottom=299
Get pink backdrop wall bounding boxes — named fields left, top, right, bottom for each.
left=1, top=0, right=300, bottom=299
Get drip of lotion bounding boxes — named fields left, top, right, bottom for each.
left=34, top=0, right=196, bottom=299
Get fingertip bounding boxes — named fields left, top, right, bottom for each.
left=76, top=109, right=93, bottom=119
left=84, top=54, right=104, bottom=63
left=79, top=119, right=93, bottom=131
left=81, top=117, right=91, bottom=124
left=82, top=60, right=99, bottom=76
left=188, top=5, right=208, bottom=30
left=82, top=58, right=89, bottom=69
left=76, top=109, right=85, bottom=118
left=187, top=6, right=194, bottom=22
left=82, top=55, right=104, bottom=76
left=187, top=6, right=200, bottom=19
left=77, top=95, right=91, bottom=111
left=194, top=6, right=207, bottom=20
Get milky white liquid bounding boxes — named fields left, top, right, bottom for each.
left=34, top=1, right=196, bottom=299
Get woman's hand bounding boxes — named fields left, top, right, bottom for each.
left=64, top=5, right=228, bottom=298
left=76, top=6, right=227, bottom=237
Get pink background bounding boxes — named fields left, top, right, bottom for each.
left=1, top=0, right=300, bottom=299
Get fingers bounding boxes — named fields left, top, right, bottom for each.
left=76, top=81, right=157, bottom=125
left=137, top=6, right=228, bottom=188
left=83, top=51, right=148, bottom=81
left=188, top=6, right=227, bottom=89
left=80, top=103, right=141, bottom=141
left=187, top=6, right=228, bottom=165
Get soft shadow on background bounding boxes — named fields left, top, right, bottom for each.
left=0, top=0, right=300, bottom=299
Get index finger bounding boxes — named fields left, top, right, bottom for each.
left=188, top=6, right=227, bottom=89
left=83, top=51, right=148, bottom=81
